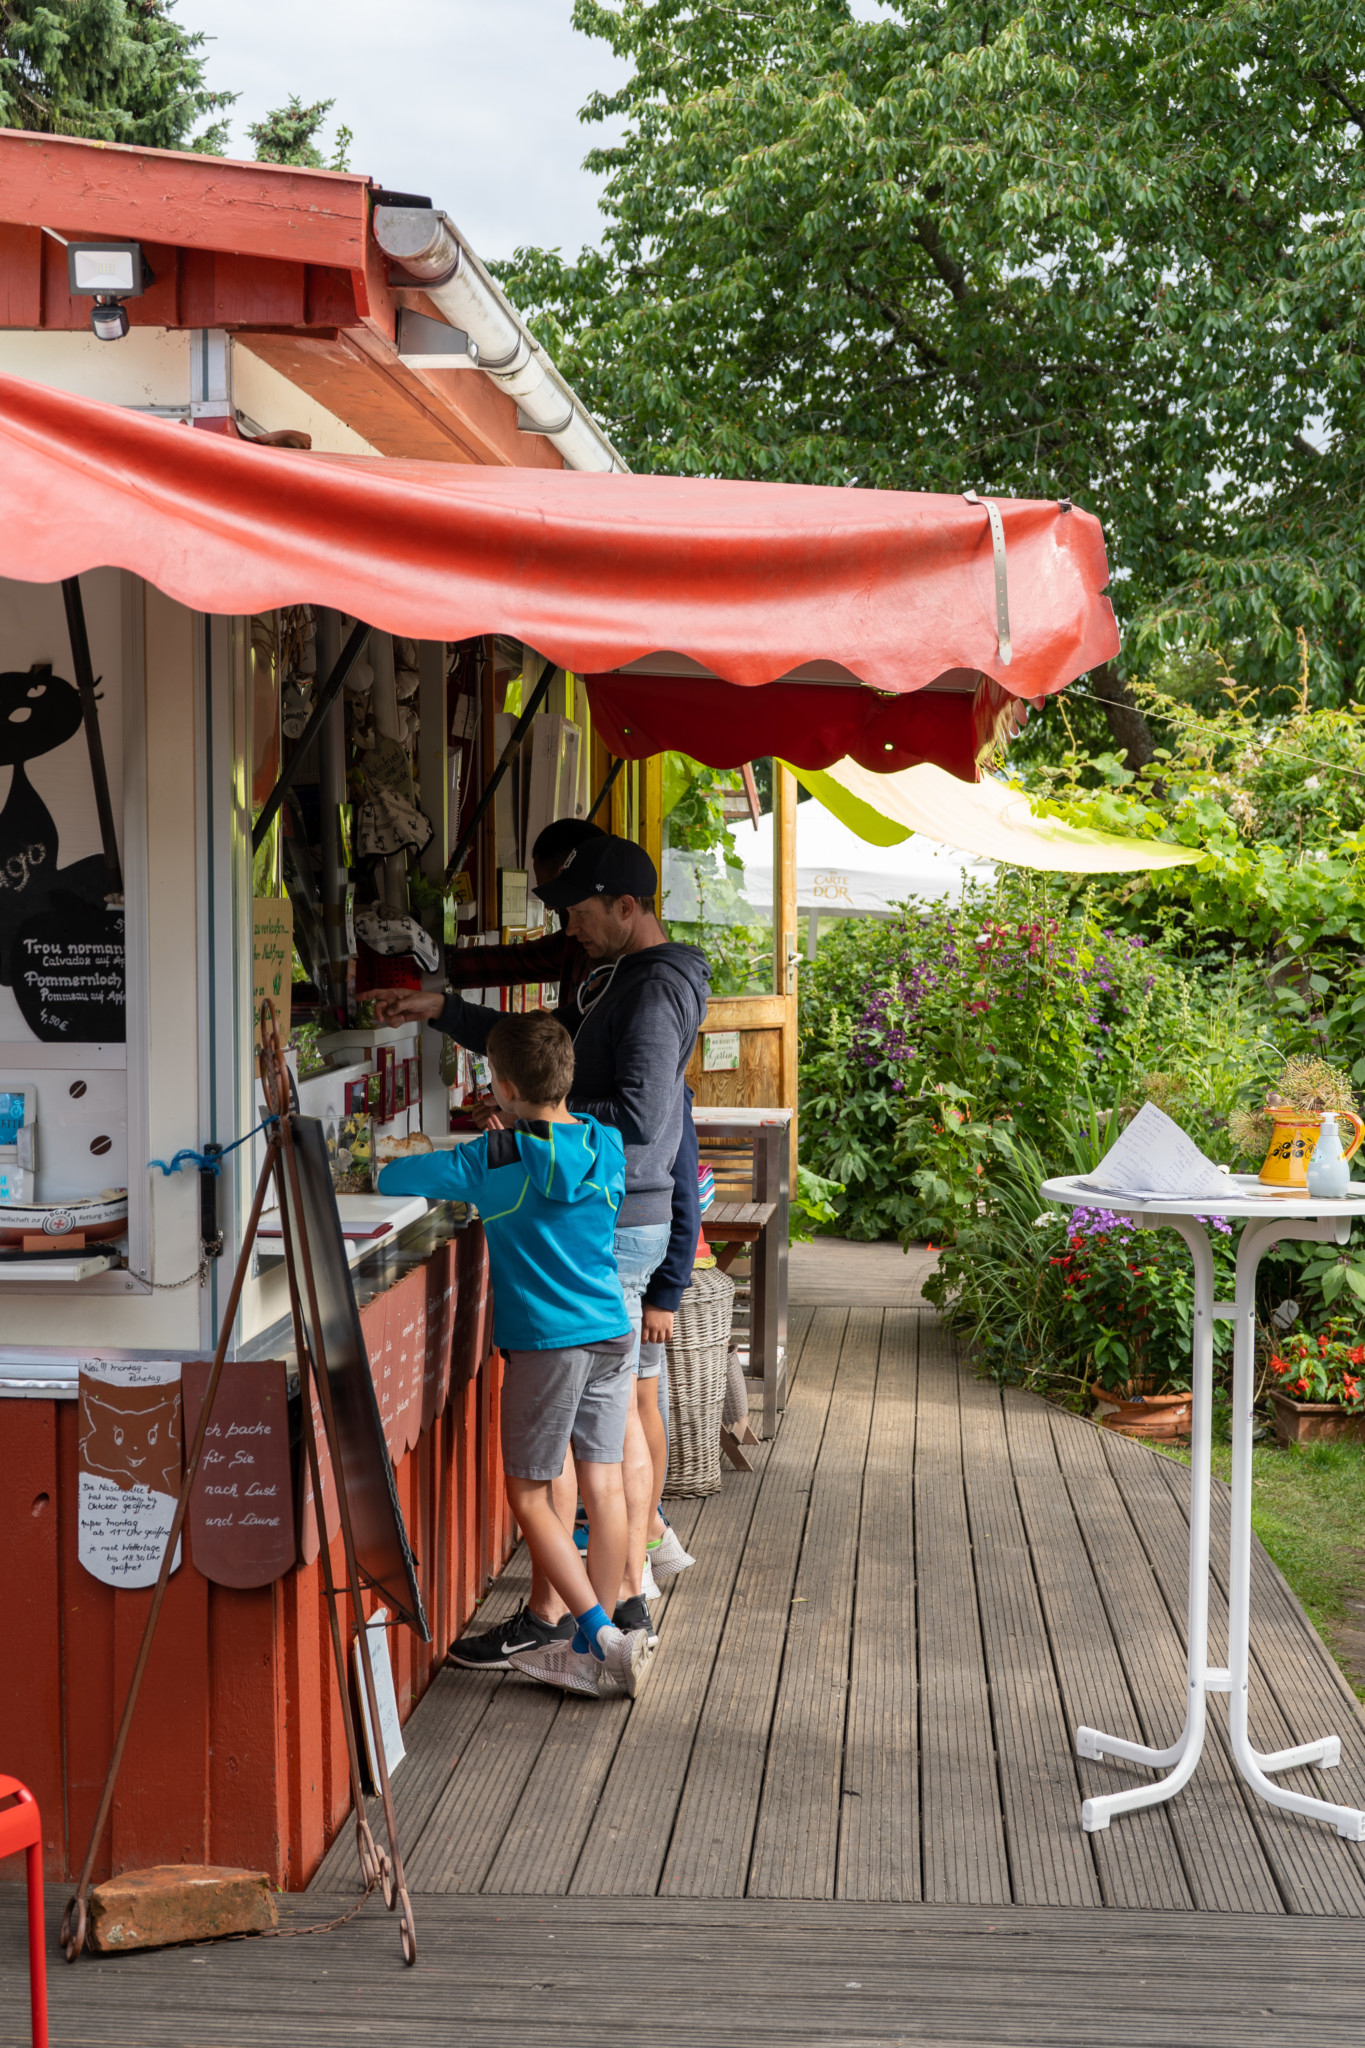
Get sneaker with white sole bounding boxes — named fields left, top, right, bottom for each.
left=613, top=1594, right=658, bottom=1648
left=649, top=1525, right=695, bottom=1581
left=446, top=1602, right=574, bottom=1671
left=507, top=1635, right=609, bottom=1697
left=599, top=1624, right=655, bottom=1699
left=641, top=1556, right=662, bottom=1601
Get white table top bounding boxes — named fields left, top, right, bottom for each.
left=693, top=1106, right=793, bottom=1128
left=1041, top=1172, right=1365, bottom=1222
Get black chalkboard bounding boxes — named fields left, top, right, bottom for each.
left=12, top=890, right=125, bottom=1043
left=281, top=1113, right=428, bottom=1639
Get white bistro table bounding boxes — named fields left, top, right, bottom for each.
left=1042, top=1172, right=1365, bottom=1840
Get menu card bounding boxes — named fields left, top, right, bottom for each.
left=1079, top=1102, right=1228, bottom=1203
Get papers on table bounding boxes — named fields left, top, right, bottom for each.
left=1077, top=1102, right=1228, bottom=1204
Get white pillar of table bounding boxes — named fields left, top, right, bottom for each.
left=1225, top=1215, right=1362, bottom=1838
left=1042, top=1178, right=1365, bottom=1843
left=1077, top=1214, right=1215, bottom=1828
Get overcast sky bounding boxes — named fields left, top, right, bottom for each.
left=187, top=0, right=630, bottom=262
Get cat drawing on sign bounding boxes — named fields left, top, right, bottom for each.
left=80, top=1385, right=182, bottom=1499
left=0, top=664, right=107, bottom=987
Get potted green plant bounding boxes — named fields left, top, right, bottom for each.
left=1267, top=1322, right=1365, bottom=1446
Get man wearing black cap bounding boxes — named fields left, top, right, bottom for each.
left=374, top=835, right=710, bottom=1663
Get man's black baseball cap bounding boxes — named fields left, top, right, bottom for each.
left=533, top=834, right=658, bottom=911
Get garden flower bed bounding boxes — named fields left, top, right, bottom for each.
left=1268, top=1325, right=1365, bottom=1446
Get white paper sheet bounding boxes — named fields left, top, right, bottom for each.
left=1078, top=1101, right=1228, bottom=1203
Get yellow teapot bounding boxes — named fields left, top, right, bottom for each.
left=1259, top=1105, right=1364, bottom=1192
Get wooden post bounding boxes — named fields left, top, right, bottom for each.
left=479, top=638, right=497, bottom=932
left=775, top=764, right=799, bottom=1175
left=641, top=754, right=663, bottom=884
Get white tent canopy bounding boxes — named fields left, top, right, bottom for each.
left=738, top=799, right=994, bottom=948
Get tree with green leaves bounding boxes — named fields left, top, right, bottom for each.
left=499, top=0, right=1365, bottom=720
left=0, top=0, right=234, bottom=150
left=248, top=94, right=352, bottom=171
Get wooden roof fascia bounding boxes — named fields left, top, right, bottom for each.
left=0, top=127, right=398, bottom=341
left=0, top=128, right=563, bottom=469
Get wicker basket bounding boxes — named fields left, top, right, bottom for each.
left=664, top=1265, right=735, bottom=1497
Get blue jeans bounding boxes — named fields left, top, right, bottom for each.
left=614, top=1220, right=671, bottom=1440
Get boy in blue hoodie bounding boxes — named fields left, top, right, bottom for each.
left=377, top=1012, right=653, bottom=1701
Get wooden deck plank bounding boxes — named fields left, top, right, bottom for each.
left=402, top=1676, right=561, bottom=1894
left=956, top=1362, right=1102, bottom=1908
left=837, top=1307, right=920, bottom=1901
left=659, top=1307, right=847, bottom=1896
left=23, top=1891, right=1365, bottom=2047
left=1002, top=1388, right=1193, bottom=1909
left=747, top=1307, right=880, bottom=1898
left=914, top=1316, right=1011, bottom=1904
left=569, top=1443, right=775, bottom=1896
left=788, top=1237, right=937, bottom=1309
left=1049, top=1406, right=1279, bottom=1913
left=479, top=1499, right=705, bottom=1896
left=308, top=1548, right=533, bottom=1893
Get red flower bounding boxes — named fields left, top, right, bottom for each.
left=1270, top=1356, right=1289, bottom=1377
left=1350, top=1346, right=1365, bottom=1367
left=1295, top=1378, right=1310, bottom=1398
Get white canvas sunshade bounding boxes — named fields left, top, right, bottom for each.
left=790, top=758, right=1203, bottom=873
left=739, top=799, right=994, bottom=924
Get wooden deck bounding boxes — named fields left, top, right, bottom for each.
left=12, top=1280, right=1365, bottom=2044
left=306, top=1298, right=1365, bottom=1915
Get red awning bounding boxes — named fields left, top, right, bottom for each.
left=585, top=670, right=1013, bottom=782
left=0, top=371, right=1118, bottom=722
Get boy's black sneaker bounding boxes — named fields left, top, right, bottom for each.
left=446, top=1603, right=573, bottom=1670
left=613, top=1594, right=658, bottom=1648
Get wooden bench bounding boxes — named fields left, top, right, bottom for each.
left=693, top=1108, right=791, bottom=1439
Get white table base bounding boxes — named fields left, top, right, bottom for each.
left=1042, top=1184, right=1365, bottom=1841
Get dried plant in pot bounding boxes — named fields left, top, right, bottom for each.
left=1229, top=1056, right=1361, bottom=1193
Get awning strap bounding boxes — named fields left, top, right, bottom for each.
left=962, top=492, right=1012, bottom=667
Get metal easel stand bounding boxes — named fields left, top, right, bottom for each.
left=1076, top=1209, right=1365, bottom=1842
left=61, top=1007, right=417, bottom=1965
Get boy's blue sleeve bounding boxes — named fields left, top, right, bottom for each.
left=377, top=1139, right=487, bottom=1204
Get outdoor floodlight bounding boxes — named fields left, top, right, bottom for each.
left=65, top=241, right=150, bottom=343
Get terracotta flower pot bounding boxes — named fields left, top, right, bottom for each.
left=1093, top=1391, right=1192, bottom=1441
left=1268, top=1391, right=1365, bottom=1447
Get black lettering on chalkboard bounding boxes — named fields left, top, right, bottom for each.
left=0, top=665, right=124, bottom=1043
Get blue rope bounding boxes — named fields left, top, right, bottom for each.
left=148, top=1114, right=279, bottom=1178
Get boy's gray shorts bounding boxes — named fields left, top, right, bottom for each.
left=500, top=1333, right=635, bottom=1481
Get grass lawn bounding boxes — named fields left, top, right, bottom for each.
left=1156, top=1438, right=1365, bottom=1697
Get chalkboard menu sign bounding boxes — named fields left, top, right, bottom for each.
left=13, top=893, right=124, bottom=1043
left=0, top=643, right=125, bottom=1045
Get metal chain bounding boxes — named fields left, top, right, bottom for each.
left=124, top=1251, right=213, bottom=1292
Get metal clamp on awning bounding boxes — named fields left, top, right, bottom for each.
left=963, top=491, right=1012, bottom=668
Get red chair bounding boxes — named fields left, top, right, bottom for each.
left=0, top=1776, right=48, bottom=2048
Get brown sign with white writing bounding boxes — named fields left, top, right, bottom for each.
left=421, top=1242, right=458, bottom=1433
left=394, top=1273, right=426, bottom=1457
left=453, top=1225, right=491, bottom=1392
left=182, top=1360, right=295, bottom=1589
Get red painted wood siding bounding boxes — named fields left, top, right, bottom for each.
left=0, top=1230, right=512, bottom=1889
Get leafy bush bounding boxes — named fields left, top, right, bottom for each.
left=798, top=870, right=1268, bottom=1241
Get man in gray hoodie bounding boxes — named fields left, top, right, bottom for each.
left=375, top=838, right=710, bottom=1644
